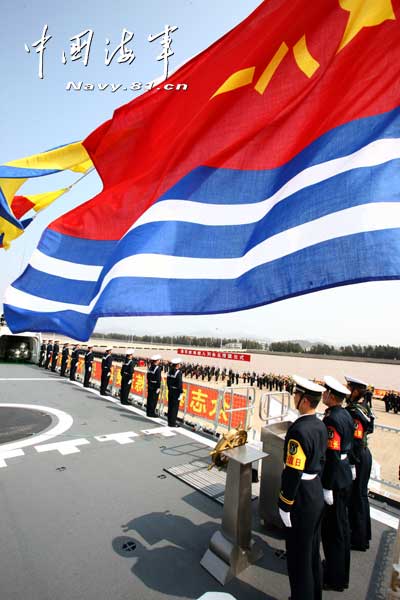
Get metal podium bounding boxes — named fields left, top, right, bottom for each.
left=201, top=444, right=267, bottom=584
left=259, top=420, right=292, bottom=529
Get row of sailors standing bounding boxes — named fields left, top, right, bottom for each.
left=146, top=354, right=183, bottom=427
left=279, top=374, right=374, bottom=600
left=39, top=340, right=84, bottom=380
left=39, top=343, right=183, bottom=427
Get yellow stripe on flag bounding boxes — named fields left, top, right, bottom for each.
left=0, top=178, right=27, bottom=204
left=5, top=142, right=93, bottom=173
left=0, top=218, right=24, bottom=249
left=30, top=188, right=68, bottom=212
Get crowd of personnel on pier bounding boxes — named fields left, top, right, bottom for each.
left=383, top=390, right=400, bottom=413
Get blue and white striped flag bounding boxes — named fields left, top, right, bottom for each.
left=3, top=0, right=400, bottom=340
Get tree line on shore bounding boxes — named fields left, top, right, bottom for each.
left=91, top=333, right=400, bottom=360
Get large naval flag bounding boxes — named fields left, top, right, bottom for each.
left=4, top=0, right=400, bottom=340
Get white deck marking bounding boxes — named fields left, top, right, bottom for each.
left=370, top=507, right=399, bottom=530
left=141, top=426, right=177, bottom=438
left=78, top=381, right=219, bottom=448
left=0, top=449, right=25, bottom=468
left=35, top=438, right=90, bottom=455
left=0, top=404, right=73, bottom=451
left=94, top=431, right=139, bottom=444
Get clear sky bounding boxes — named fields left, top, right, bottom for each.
left=1, top=0, right=400, bottom=347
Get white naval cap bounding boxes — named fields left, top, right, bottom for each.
left=324, top=376, right=350, bottom=398
left=125, top=349, right=135, bottom=355
left=170, top=357, right=181, bottom=364
left=293, top=375, right=326, bottom=397
left=345, top=375, right=368, bottom=388
left=151, top=354, right=162, bottom=361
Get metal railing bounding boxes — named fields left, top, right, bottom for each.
left=259, top=391, right=291, bottom=423
left=71, top=358, right=256, bottom=437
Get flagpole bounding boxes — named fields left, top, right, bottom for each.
left=66, top=167, right=96, bottom=191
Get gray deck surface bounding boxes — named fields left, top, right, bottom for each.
left=0, top=362, right=397, bottom=600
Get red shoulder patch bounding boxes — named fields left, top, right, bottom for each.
left=354, top=419, right=364, bottom=439
left=327, top=426, right=341, bottom=450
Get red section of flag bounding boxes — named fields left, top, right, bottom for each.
left=50, top=0, right=400, bottom=240
left=11, top=196, right=35, bottom=219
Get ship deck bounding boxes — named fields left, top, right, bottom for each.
left=0, top=362, right=398, bottom=600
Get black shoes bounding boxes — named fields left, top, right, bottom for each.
left=323, top=583, right=345, bottom=592
left=351, top=544, right=369, bottom=551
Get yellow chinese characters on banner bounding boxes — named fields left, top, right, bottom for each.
left=189, top=388, right=209, bottom=416
left=92, top=361, right=101, bottom=381
left=132, top=372, right=145, bottom=395
left=77, top=357, right=84, bottom=375
left=166, top=383, right=249, bottom=426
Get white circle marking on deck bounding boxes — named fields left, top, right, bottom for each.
left=0, top=404, right=73, bottom=451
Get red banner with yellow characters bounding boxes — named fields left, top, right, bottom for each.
left=161, top=383, right=248, bottom=427
left=178, top=348, right=251, bottom=362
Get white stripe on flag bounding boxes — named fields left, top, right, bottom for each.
left=129, top=137, right=400, bottom=230
left=25, top=137, right=400, bottom=283
left=5, top=201, right=400, bottom=314
left=30, top=250, right=102, bottom=281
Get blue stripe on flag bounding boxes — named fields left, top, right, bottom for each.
left=106, top=160, right=400, bottom=262
left=160, top=107, right=400, bottom=204
left=12, top=266, right=97, bottom=305
left=0, top=187, right=23, bottom=229
left=0, top=165, right=60, bottom=178
left=92, top=229, right=400, bottom=316
left=3, top=306, right=97, bottom=341
left=38, top=229, right=116, bottom=265
left=5, top=228, right=399, bottom=343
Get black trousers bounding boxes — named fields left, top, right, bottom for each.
left=322, top=486, right=351, bottom=588
left=120, top=378, right=131, bottom=404
left=167, top=389, right=180, bottom=426
left=60, top=359, right=67, bottom=377
left=100, top=372, right=110, bottom=395
left=39, top=353, right=45, bottom=367
left=44, top=356, right=51, bottom=369
left=286, top=478, right=324, bottom=600
left=69, top=361, right=77, bottom=381
left=84, top=365, right=92, bottom=387
left=349, top=448, right=372, bottom=549
left=146, top=386, right=159, bottom=416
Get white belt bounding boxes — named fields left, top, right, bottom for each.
left=341, top=454, right=348, bottom=460
left=301, top=473, right=317, bottom=480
